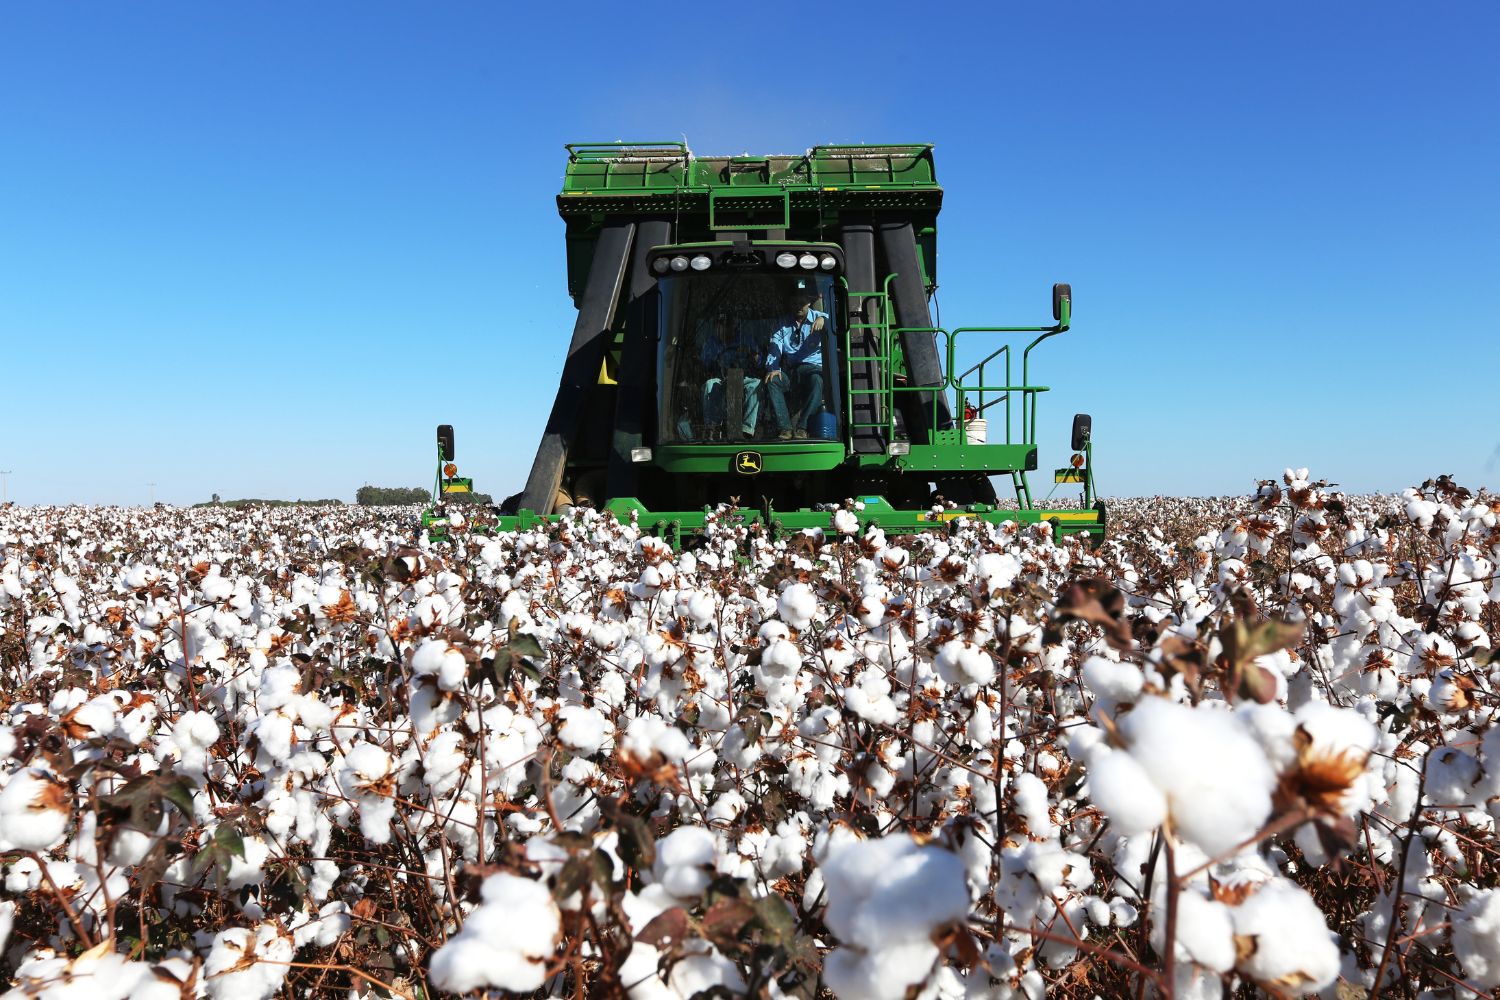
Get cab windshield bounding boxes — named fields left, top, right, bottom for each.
left=658, top=271, right=840, bottom=444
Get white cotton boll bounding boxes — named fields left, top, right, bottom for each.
left=1230, top=878, right=1339, bottom=992
left=759, top=638, right=804, bottom=681
left=557, top=704, right=611, bottom=755
left=653, top=825, right=717, bottom=899
left=1162, top=890, right=1235, bottom=972
left=428, top=873, right=561, bottom=994
left=819, top=833, right=969, bottom=1000
left=778, top=583, right=818, bottom=630
left=684, top=591, right=716, bottom=628
left=1082, top=655, right=1143, bottom=714
left=170, top=710, right=219, bottom=767
left=824, top=939, right=941, bottom=1000
left=421, top=730, right=467, bottom=796
left=1110, top=897, right=1139, bottom=927
left=967, top=699, right=994, bottom=745
left=1117, top=697, right=1275, bottom=858
left=934, top=639, right=995, bottom=687
left=975, top=551, right=1021, bottom=592
left=663, top=952, right=748, bottom=997
left=0, top=900, right=12, bottom=955
left=1012, top=772, right=1055, bottom=839
left=204, top=923, right=294, bottom=1000
left=821, top=833, right=969, bottom=947
left=1294, top=700, right=1378, bottom=753
left=1087, top=747, right=1167, bottom=837
left=5, top=857, right=40, bottom=893
left=253, top=711, right=295, bottom=764
left=833, top=509, right=861, bottom=535
left=223, top=834, right=270, bottom=890
left=1425, top=746, right=1482, bottom=810
left=1453, top=888, right=1500, bottom=987
left=0, top=768, right=71, bottom=852
left=411, top=638, right=468, bottom=691
left=846, top=671, right=900, bottom=728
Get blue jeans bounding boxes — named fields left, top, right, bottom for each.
left=765, top=364, right=824, bottom=434
left=702, top=376, right=762, bottom=437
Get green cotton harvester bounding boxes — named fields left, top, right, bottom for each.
left=424, top=142, right=1104, bottom=545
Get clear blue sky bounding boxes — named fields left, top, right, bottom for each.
left=2, top=3, right=1495, bottom=506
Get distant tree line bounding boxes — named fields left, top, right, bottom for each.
left=193, top=486, right=495, bottom=509
left=193, top=496, right=344, bottom=509
left=356, top=486, right=429, bottom=506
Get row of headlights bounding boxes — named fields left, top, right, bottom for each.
left=777, top=252, right=837, bottom=271
left=653, top=254, right=712, bottom=274
left=651, top=251, right=838, bottom=274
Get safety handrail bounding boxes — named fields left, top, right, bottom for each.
left=841, top=300, right=1068, bottom=451
left=565, top=141, right=691, bottom=162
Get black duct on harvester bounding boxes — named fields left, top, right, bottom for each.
left=878, top=219, right=952, bottom=441
left=517, top=220, right=635, bottom=515
left=840, top=218, right=886, bottom=454
left=607, top=218, right=673, bottom=500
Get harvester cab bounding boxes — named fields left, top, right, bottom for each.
left=422, top=141, right=1104, bottom=545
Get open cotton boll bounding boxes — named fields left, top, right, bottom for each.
left=8, top=947, right=185, bottom=1000
left=411, top=638, right=469, bottom=691
left=204, top=923, right=294, bottom=1000
left=1086, top=747, right=1167, bottom=837
left=0, top=768, right=71, bottom=852
left=824, top=939, right=945, bottom=1000
left=934, top=639, right=994, bottom=687
left=778, top=583, right=818, bottom=631
left=336, top=743, right=397, bottom=844
left=1453, top=888, right=1500, bottom=988
left=975, top=551, right=1021, bottom=592
left=1117, top=697, right=1275, bottom=858
left=1229, top=877, right=1339, bottom=993
left=845, top=668, right=899, bottom=726
left=557, top=704, right=611, bottom=755
left=833, top=508, right=861, bottom=536
left=622, top=715, right=691, bottom=764
left=1082, top=655, right=1143, bottom=716
left=1012, top=772, right=1055, bottom=839
left=818, top=833, right=970, bottom=1000
left=1151, top=888, right=1235, bottom=973
left=428, top=873, right=560, bottom=994
left=1295, top=701, right=1378, bottom=756
left=653, top=825, right=718, bottom=899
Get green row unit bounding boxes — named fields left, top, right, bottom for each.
left=423, top=496, right=1105, bottom=549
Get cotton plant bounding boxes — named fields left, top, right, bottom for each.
left=0, top=474, right=1497, bottom=996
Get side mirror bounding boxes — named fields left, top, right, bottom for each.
left=437, top=424, right=455, bottom=462
left=1070, top=413, right=1092, bottom=451
left=1052, top=283, right=1072, bottom=323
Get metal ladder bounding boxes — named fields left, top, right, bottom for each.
left=843, top=278, right=896, bottom=451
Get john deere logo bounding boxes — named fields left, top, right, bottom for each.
left=733, top=451, right=763, bottom=475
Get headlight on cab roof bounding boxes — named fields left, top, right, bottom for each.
left=690, top=254, right=711, bottom=271
left=775, top=252, right=797, bottom=269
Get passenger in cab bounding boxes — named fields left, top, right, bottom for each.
left=765, top=284, right=827, bottom=439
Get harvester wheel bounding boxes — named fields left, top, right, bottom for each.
left=1070, top=413, right=1092, bottom=451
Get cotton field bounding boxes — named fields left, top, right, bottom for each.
left=0, top=472, right=1497, bottom=1000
